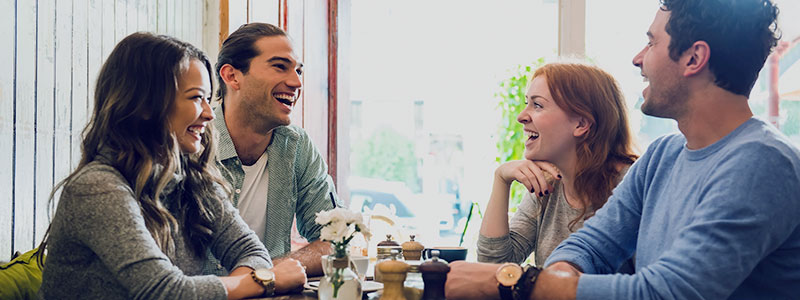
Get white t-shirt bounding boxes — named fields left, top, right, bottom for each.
left=238, top=151, right=269, bottom=243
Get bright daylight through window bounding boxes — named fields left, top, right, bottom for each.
left=342, top=0, right=800, bottom=260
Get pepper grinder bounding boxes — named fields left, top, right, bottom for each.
left=401, top=234, right=424, bottom=261
left=419, top=250, right=450, bottom=300
left=377, top=249, right=409, bottom=300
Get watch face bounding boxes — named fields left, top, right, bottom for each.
left=496, top=264, right=523, bottom=286
left=255, top=269, right=274, bottom=281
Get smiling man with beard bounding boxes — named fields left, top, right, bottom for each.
left=205, top=23, right=339, bottom=277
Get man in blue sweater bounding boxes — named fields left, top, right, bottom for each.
left=445, top=0, right=800, bottom=299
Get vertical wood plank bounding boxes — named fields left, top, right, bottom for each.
left=148, top=0, right=157, bottom=33
left=304, top=0, right=329, bottom=159
left=115, top=0, right=125, bottom=43
left=285, top=0, right=304, bottom=127
left=71, top=0, right=88, bottom=171
left=196, top=0, right=202, bottom=48
left=87, top=0, right=101, bottom=116
left=0, top=0, right=16, bottom=260
left=127, top=0, right=137, bottom=35
left=53, top=0, right=74, bottom=199
left=101, top=0, right=115, bottom=60
left=169, top=0, right=176, bottom=36
left=157, top=0, right=167, bottom=34
left=250, top=0, right=279, bottom=25
left=138, top=0, right=147, bottom=32
left=14, top=0, right=38, bottom=251
left=34, top=0, right=56, bottom=247
left=176, top=0, right=184, bottom=39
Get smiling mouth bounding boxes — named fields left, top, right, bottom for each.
left=525, top=131, right=539, bottom=141
left=275, top=93, right=296, bottom=106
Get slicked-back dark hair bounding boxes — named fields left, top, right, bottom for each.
left=659, top=0, right=780, bottom=96
left=215, top=23, right=287, bottom=100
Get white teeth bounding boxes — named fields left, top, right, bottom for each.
left=525, top=131, right=539, bottom=139
left=189, top=127, right=204, bottom=135
left=274, top=94, right=295, bottom=101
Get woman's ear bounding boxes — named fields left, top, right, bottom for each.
left=573, top=117, right=591, bottom=138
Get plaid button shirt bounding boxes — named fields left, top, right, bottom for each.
left=204, top=105, right=339, bottom=274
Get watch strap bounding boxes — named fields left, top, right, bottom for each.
left=515, top=265, right=542, bottom=300
left=251, top=269, right=276, bottom=296
left=498, top=283, right=515, bottom=300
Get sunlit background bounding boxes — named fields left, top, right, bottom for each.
left=344, top=0, right=800, bottom=258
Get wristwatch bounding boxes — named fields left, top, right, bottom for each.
left=495, top=263, right=524, bottom=300
left=251, top=268, right=276, bottom=297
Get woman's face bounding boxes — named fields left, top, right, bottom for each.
left=517, top=76, right=581, bottom=163
left=168, top=59, right=214, bottom=154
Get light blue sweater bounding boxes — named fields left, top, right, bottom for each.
left=545, top=118, right=800, bottom=299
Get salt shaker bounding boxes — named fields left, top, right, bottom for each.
left=419, top=250, right=450, bottom=300
left=375, top=234, right=402, bottom=282
left=377, top=249, right=409, bottom=300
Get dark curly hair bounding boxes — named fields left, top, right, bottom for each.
left=660, top=0, right=780, bottom=96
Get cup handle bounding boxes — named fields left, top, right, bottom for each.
left=422, top=248, right=430, bottom=260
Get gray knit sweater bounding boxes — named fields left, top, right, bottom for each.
left=477, top=182, right=587, bottom=267
left=39, top=153, right=272, bottom=300
left=477, top=168, right=632, bottom=269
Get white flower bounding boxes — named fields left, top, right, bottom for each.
left=321, top=220, right=349, bottom=242
left=316, top=207, right=372, bottom=244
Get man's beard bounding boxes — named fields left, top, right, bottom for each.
left=641, top=79, right=689, bottom=119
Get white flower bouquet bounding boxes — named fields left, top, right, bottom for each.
left=315, top=207, right=372, bottom=297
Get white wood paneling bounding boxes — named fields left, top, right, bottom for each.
left=0, top=0, right=15, bottom=258
left=13, top=0, right=38, bottom=252
left=71, top=0, right=88, bottom=170
left=250, top=0, right=279, bottom=25
left=34, top=0, right=57, bottom=247
left=102, top=0, right=116, bottom=60
left=53, top=0, right=73, bottom=225
left=2, top=0, right=208, bottom=260
left=157, top=0, right=167, bottom=33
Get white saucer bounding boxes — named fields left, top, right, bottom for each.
left=306, top=280, right=383, bottom=292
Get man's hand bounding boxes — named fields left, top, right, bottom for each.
left=530, top=262, right=581, bottom=300
left=273, top=240, right=332, bottom=277
left=272, top=258, right=307, bottom=294
left=444, top=261, right=501, bottom=300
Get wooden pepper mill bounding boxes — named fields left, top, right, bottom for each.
left=401, top=234, right=424, bottom=261
left=377, top=249, right=409, bottom=300
left=419, top=250, right=450, bottom=300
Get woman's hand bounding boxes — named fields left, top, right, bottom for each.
left=495, top=160, right=560, bottom=196
left=272, top=258, right=307, bottom=294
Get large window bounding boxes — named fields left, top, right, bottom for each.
left=587, top=0, right=800, bottom=147
left=342, top=0, right=559, bottom=255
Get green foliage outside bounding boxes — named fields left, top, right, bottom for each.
left=351, top=127, right=421, bottom=192
left=494, top=58, right=546, bottom=211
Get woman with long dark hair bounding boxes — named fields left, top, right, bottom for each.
left=38, top=32, right=305, bottom=299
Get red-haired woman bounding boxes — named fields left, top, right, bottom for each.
left=477, top=63, right=638, bottom=269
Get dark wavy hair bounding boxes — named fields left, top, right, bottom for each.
left=215, top=22, right=287, bottom=100
left=660, top=0, right=780, bottom=96
left=39, top=33, right=230, bottom=266
left=532, top=63, right=639, bottom=230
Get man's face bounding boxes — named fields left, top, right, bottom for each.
left=237, top=35, right=303, bottom=132
left=632, top=9, right=689, bottom=119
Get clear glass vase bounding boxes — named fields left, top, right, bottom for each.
left=319, top=251, right=363, bottom=299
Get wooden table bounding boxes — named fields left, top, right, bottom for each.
left=252, top=290, right=318, bottom=300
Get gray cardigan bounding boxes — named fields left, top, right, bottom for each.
left=39, top=153, right=271, bottom=300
